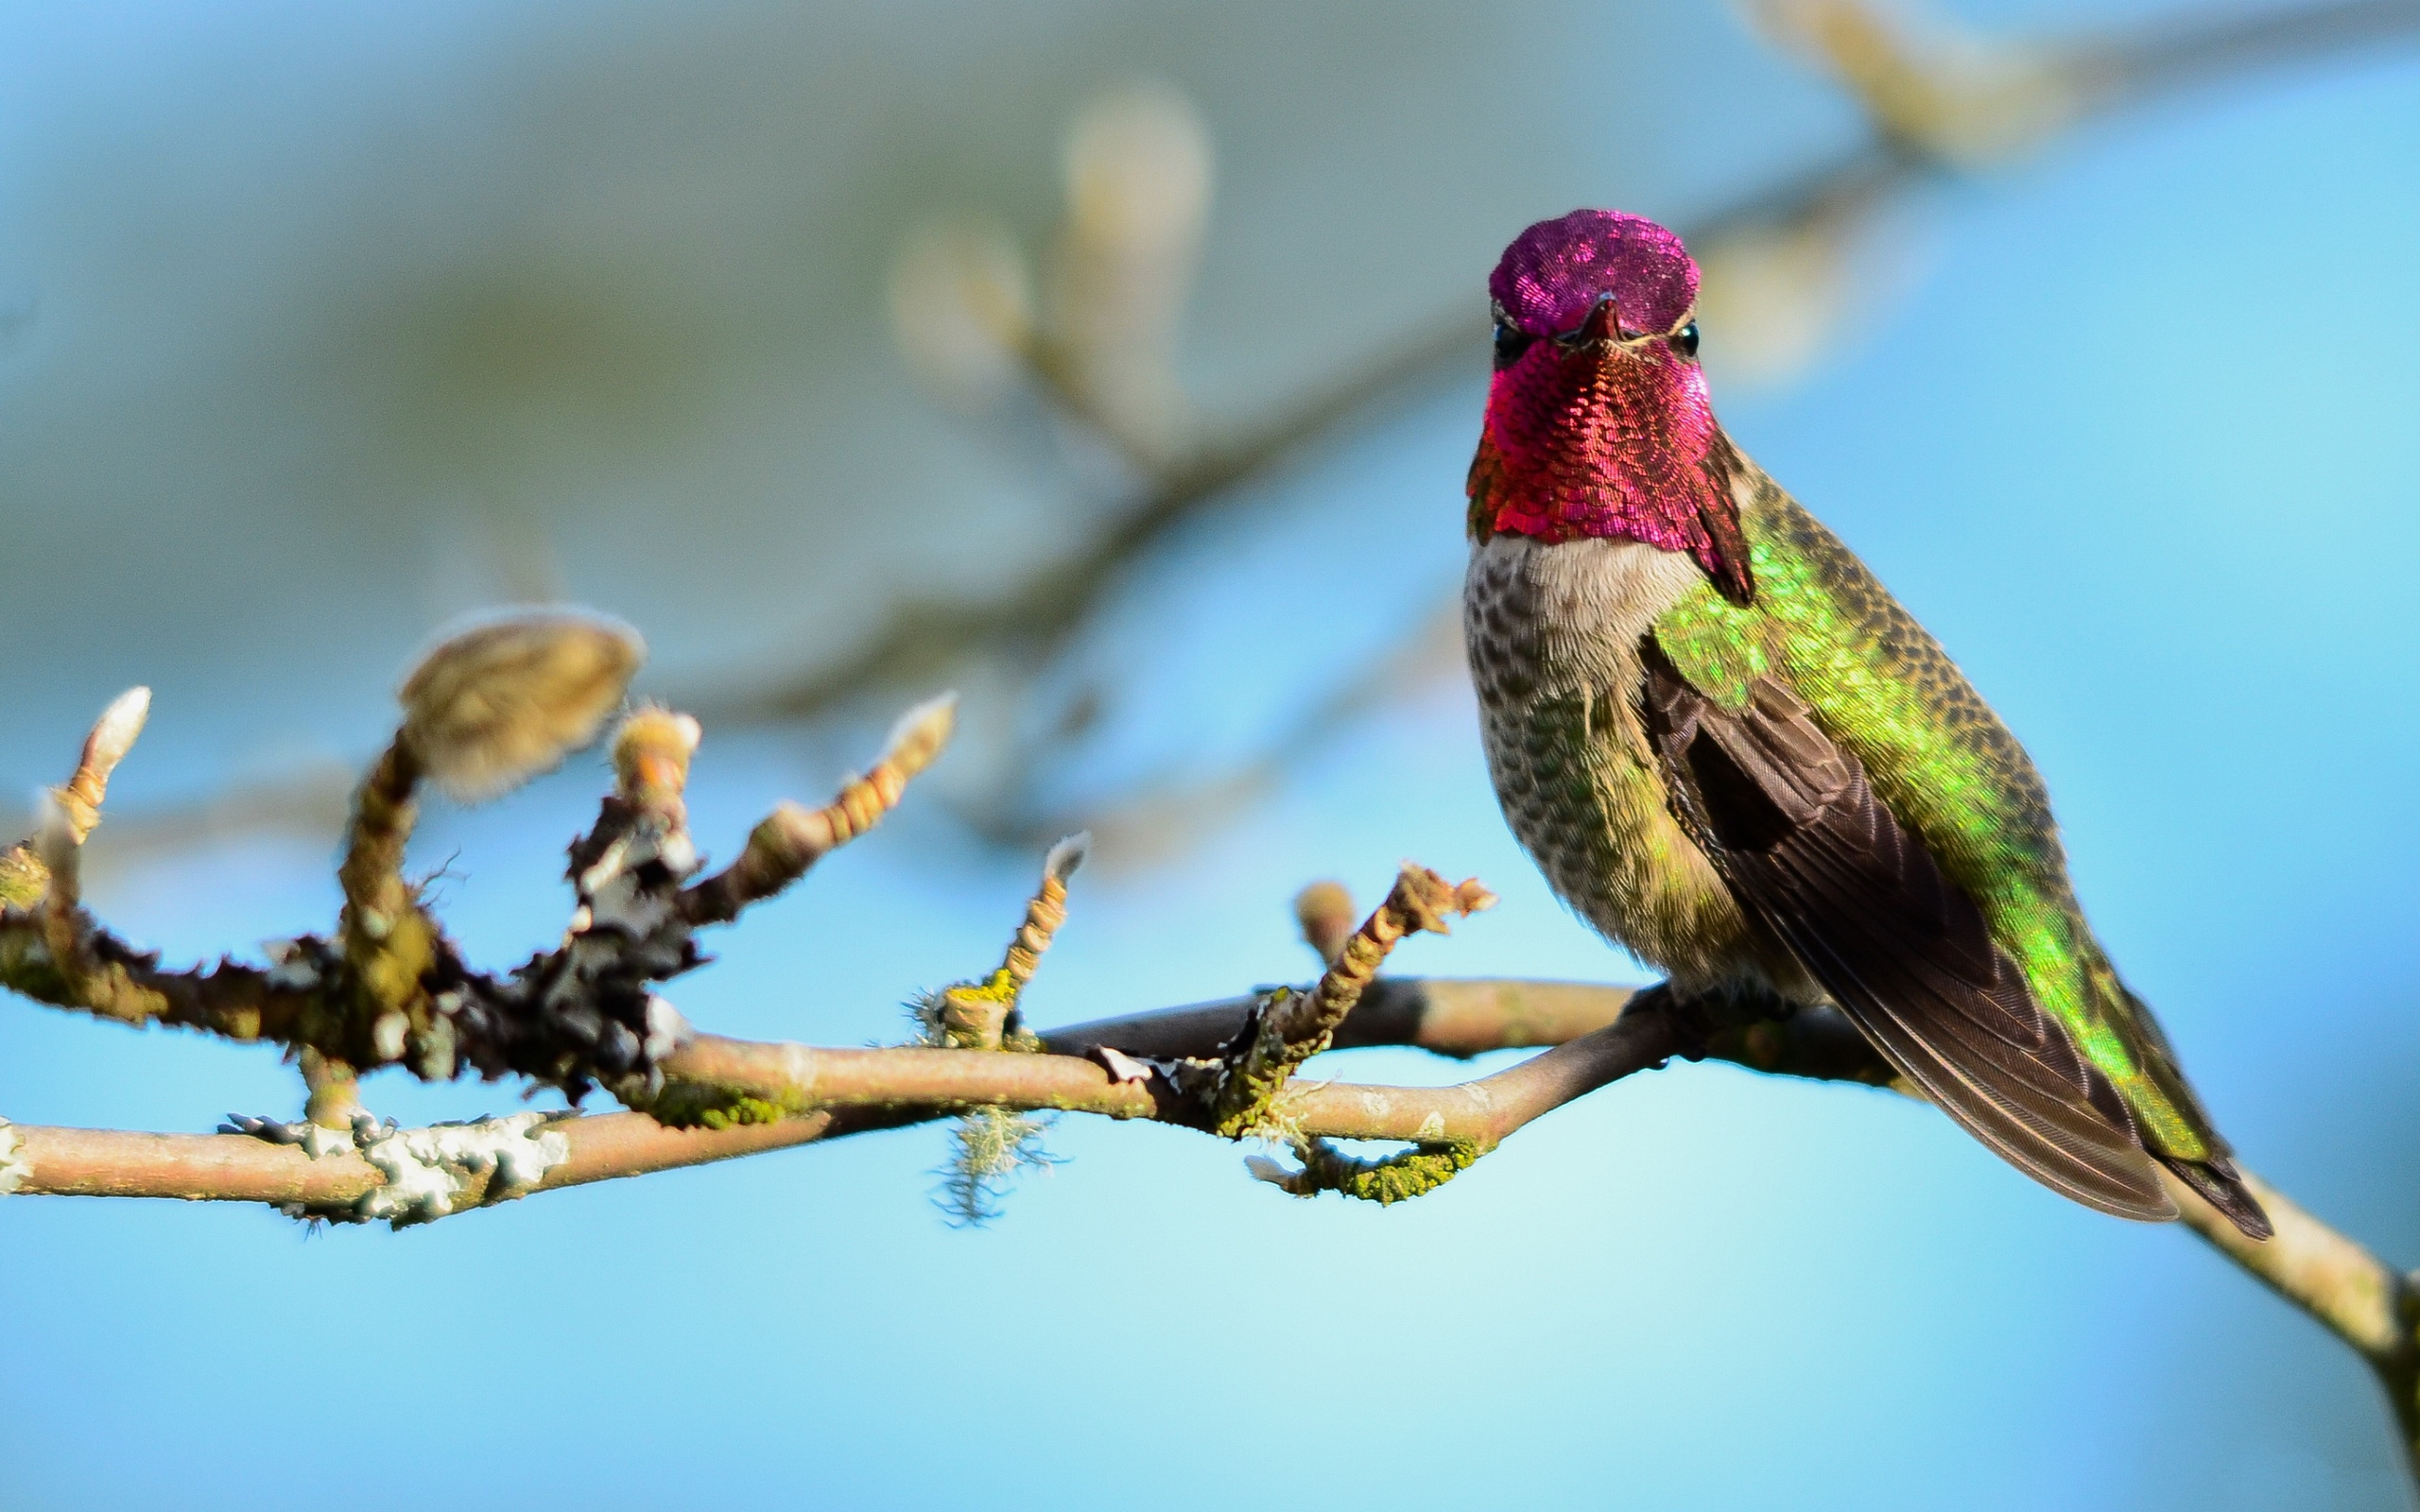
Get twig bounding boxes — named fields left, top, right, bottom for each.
left=2165, top=1164, right=2420, bottom=1481
left=0, top=683, right=952, bottom=1108
left=0, top=992, right=1676, bottom=1208
left=1208, top=863, right=1495, bottom=1138
left=679, top=693, right=957, bottom=927
left=1042, top=976, right=1638, bottom=1060
left=50, top=687, right=150, bottom=847
left=998, top=832, right=1088, bottom=990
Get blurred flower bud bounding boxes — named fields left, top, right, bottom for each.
left=1694, top=176, right=1930, bottom=389
left=1292, top=879, right=1357, bottom=966
left=889, top=215, right=1034, bottom=404
left=1060, top=81, right=1213, bottom=259
left=1694, top=227, right=1854, bottom=387
left=399, top=609, right=645, bottom=802
left=1044, top=81, right=1214, bottom=466
left=1742, top=0, right=2076, bottom=167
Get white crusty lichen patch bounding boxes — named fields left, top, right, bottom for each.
left=0, top=1117, right=27, bottom=1195
left=355, top=1112, right=572, bottom=1226
left=226, top=1109, right=573, bottom=1228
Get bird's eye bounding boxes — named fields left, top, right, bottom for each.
left=1493, top=320, right=1534, bottom=369
left=1670, top=320, right=1700, bottom=360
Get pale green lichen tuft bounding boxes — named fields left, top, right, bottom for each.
left=935, top=1105, right=1057, bottom=1227
left=907, top=982, right=1057, bottom=1224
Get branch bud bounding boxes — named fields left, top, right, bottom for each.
left=879, top=691, right=959, bottom=782
left=1061, top=82, right=1213, bottom=256
left=398, top=610, right=644, bottom=802
left=49, top=686, right=150, bottom=846
left=611, top=706, right=702, bottom=816
left=1292, top=880, right=1356, bottom=966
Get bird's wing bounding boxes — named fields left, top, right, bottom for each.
left=1638, top=638, right=2176, bottom=1222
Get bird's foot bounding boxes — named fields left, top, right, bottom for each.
left=1639, top=981, right=1801, bottom=1066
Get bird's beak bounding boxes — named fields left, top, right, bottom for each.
left=1554, top=294, right=1619, bottom=351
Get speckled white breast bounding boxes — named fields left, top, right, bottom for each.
left=1461, top=534, right=1770, bottom=989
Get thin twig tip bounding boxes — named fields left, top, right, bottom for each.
left=883, top=690, right=959, bottom=774
left=615, top=704, right=702, bottom=758
left=1043, top=831, right=1091, bottom=884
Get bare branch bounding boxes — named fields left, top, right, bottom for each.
left=7, top=954, right=2414, bottom=1486
left=2169, top=1166, right=2409, bottom=1363
left=0, top=988, right=1675, bottom=1218
left=0, top=689, right=947, bottom=1111
left=1044, top=975, right=1637, bottom=1060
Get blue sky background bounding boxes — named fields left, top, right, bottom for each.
left=0, top=3, right=2416, bottom=1508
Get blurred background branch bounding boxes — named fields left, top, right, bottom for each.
left=12, top=0, right=2417, bottom=873
left=703, top=0, right=2420, bottom=845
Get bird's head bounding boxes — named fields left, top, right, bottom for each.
left=1470, top=208, right=1752, bottom=605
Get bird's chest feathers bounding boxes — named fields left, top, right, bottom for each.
left=1466, top=534, right=1703, bottom=708
left=1464, top=535, right=1757, bottom=985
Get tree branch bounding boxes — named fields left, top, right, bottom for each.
left=0, top=979, right=1674, bottom=1213
left=7, top=956, right=2413, bottom=1470
left=7, top=650, right=2403, bottom=1479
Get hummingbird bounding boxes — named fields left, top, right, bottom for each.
left=1462, top=208, right=2269, bottom=1238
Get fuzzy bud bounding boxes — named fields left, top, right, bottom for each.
left=1045, top=82, right=1213, bottom=463
left=1042, top=830, right=1091, bottom=885
left=398, top=610, right=644, bottom=803
left=51, top=686, right=150, bottom=844
left=1292, top=880, right=1357, bottom=966
left=612, top=706, right=702, bottom=813
left=880, top=691, right=959, bottom=782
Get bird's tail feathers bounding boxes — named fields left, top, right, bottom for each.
left=2156, top=1154, right=2273, bottom=1242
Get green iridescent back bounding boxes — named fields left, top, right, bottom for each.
left=1650, top=468, right=2219, bottom=1160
